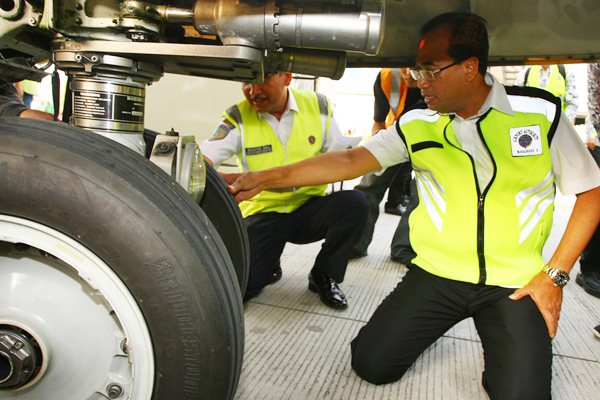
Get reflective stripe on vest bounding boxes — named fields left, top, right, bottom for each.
left=224, top=88, right=330, bottom=217
left=525, top=65, right=567, bottom=111
left=380, top=68, right=408, bottom=127
left=399, top=91, right=560, bottom=287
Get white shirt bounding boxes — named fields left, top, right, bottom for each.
left=363, top=73, right=600, bottom=195
left=201, top=89, right=347, bottom=168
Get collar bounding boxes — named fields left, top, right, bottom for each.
left=422, top=73, right=514, bottom=120
left=455, top=73, right=514, bottom=121
left=257, top=88, right=298, bottom=119
left=477, top=72, right=514, bottom=117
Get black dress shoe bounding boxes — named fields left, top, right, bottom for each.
left=576, top=271, right=600, bottom=298
left=268, top=265, right=282, bottom=285
left=384, top=203, right=406, bottom=216
left=400, top=194, right=411, bottom=207
left=308, top=269, right=348, bottom=309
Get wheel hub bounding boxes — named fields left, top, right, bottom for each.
left=0, top=216, right=155, bottom=399
left=0, top=326, right=42, bottom=389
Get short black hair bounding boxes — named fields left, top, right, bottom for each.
left=421, top=12, right=489, bottom=75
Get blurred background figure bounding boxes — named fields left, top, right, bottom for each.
left=577, top=63, right=600, bottom=300
left=0, top=82, right=53, bottom=120
left=15, top=79, right=38, bottom=108
left=516, top=64, right=579, bottom=124
left=351, top=68, right=422, bottom=258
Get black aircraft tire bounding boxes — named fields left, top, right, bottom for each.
left=0, top=118, right=243, bottom=399
left=143, top=128, right=249, bottom=295
left=200, top=163, right=250, bottom=296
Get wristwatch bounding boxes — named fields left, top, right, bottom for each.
left=543, top=265, right=570, bottom=288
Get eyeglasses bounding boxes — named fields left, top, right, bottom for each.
left=409, top=61, right=461, bottom=82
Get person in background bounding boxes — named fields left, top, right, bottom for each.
left=201, top=72, right=368, bottom=309
left=584, top=63, right=600, bottom=166
left=223, top=13, right=600, bottom=398
left=15, top=79, right=39, bottom=108
left=0, top=82, right=53, bottom=120
left=579, top=64, right=600, bottom=343
left=351, top=68, right=422, bottom=258
left=516, top=64, right=579, bottom=124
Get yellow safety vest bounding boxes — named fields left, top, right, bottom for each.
left=525, top=65, right=567, bottom=111
left=224, top=88, right=331, bottom=217
left=399, top=87, right=561, bottom=287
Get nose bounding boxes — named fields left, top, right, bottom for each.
left=417, top=77, right=430, bottom=89
left=248, top=83, right=262, bottom=96
left=243, top=82, right=261, bottom=96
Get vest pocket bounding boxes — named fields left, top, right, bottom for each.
left=411, top=141, right=444, bottom=152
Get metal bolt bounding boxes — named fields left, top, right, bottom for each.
left=167, top=128, right=179, bottom=136
left=106, top=383, right=123, bottom=399
left=128, top=31, right=150, bottom=42
left=154, top=141, right=176, bottom=155
left=75, top=17, right=82, bottom=25
left=120, top=339, right=128, bottom=354
left=90, top=55, right=99, bottom=63
left=12, top=341, right=23, bottom=350
left=28, top=17, right=37, bottom=26
left=75, top=3, right=83, bottom=10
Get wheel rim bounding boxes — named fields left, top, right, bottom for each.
left=0, top=215, right=154, bottom=399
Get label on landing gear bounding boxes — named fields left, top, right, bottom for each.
left=73, top=90, right=144, bottom=123
left=113, top=93, right=145, bottom=122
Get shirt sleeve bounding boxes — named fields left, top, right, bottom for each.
left=322, top=111, right=355, bottom=152
left=564, top=68, right=579, bottom=122
left=550, top=113, right=600, bottom=195
left=200, top=118, right=241, bottom=168
left=360, top=124, right=409, bottom=168
left=0, top=83, right=27, bottom=117
left=585, top=118, right=598, bottom=142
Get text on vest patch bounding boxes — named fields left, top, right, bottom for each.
left=510, top=125, right=542, bottom=156
left=246, top=145, right=273, bottom=155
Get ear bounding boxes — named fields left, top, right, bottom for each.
left=282, top=72, right=293, bottom=86
left=462, top=57, right=480, bottom=82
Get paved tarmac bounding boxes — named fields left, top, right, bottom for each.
left=236, top=190, right=600, bottom=399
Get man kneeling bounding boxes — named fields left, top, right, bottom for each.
left=201, top=72, right=368, bottom=309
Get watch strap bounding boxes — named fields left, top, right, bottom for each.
left=543, top=265, right=570, bottom=288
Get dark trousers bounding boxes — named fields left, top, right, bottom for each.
left=390, top=179, right=418, bottom=264
left=386, top=163, right=411, bottom=206
left=351, top=267, right=552, bottom=400
left=353, top=162, right=411, bottom=253
left=244, top=190, right=368, bottom=299
left=581, top=146, right=600, bottom=273
left=580, top=224, right=600, bottom=273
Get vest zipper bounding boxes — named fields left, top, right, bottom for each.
left=476, top=192, right=486, bottom=284
left=283, top=141, right=288, bottom=213
left=475, top=112, right=496, bottom=285
left=443, top=114, right=496, bottom=285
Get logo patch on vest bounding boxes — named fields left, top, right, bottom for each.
left=245, top=145, right=273, bottom=156
left=308, top=135, right=316, bottom=145
left=209, top=120, right=234, bottom=141
left=510, top=125, right=542, bottom=156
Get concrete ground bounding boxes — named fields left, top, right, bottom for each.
left=235, top=191, right=600, bottom=400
